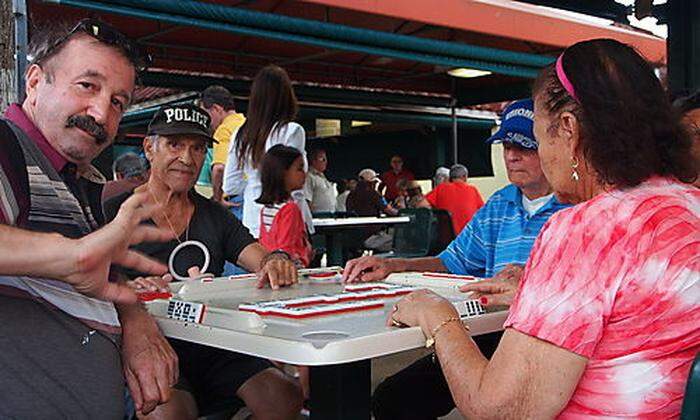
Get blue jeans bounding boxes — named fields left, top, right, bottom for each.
left=223, top=196, right=247, bottom=276
left=227, top=195, right=244, bottom=221
left=223, top=262, right=247, bottom=276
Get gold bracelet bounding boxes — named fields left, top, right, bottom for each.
left=425, top=317, right=467, bottom=348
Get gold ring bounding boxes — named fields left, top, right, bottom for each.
left=391, top=317, right=403, bottom=327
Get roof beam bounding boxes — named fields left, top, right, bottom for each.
left=139, top=71, right=453, bottom=108
left=301, top=0, right=666, bottom=62
left=47, top=0, right=546, bottom=77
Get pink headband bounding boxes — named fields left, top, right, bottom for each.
left=555, top=53, right=579, bottom=102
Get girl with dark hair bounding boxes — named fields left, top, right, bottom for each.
left=222, top=65, right=307, bottom=238
left=256, top=145, right=313, bottom=401
left=383, top=38, right=699, bottom=419
left=257, top=145, right=312, bottom=268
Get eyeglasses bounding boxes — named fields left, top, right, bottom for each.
left=35, top=18, right=152, bottom=72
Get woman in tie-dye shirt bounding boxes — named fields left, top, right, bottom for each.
left=390, top=39, right=699, bottom=419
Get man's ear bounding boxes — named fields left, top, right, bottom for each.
left=24, top=64, right=45, bottom=106
left=213, top=104, right=225, bottom=114
left=143, top=136, right=156, bottom=161
left=558, top=111, right=581, bottom=156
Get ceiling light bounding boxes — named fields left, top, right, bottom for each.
left=447, top=68, right=492, bottom=78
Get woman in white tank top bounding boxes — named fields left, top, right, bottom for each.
left=222, top=65, right=309, bottom=238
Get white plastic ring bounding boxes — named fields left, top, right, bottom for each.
left=168, top=240, right=210, bottom=281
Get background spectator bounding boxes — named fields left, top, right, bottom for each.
left=197, top=85, right=246, bottom=212
left=348, top=169, right=396, bottom=217
left=425, top=164, right=484, bottom=234
left=392, top=178, right=409, bottom=209
left=223, top=65, right=306, bottom=238
left=346, top=169, right=396, bottom=254
left=433, top=166, right=450, bottom=188
left=257, top=145, right=313, bottom=268
left=336, top=178, right=357, bottom=212
left=102, top=152, right=149, bottom=201
left=381, top=155, right=414, bottom=201
left=406, top=180, right=429, bottom=208
left=303, top=147, right=337, bottom=212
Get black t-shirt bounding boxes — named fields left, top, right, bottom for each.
left=104, top=190, right=256, bottom=279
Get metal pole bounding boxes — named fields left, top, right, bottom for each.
left=451, top=105, right=458, bottom=164
left=666, top=0, right=700, bottom=94
left=12, top=0, right=27, bottom=102
left=451, top=78, right=458, bottom=164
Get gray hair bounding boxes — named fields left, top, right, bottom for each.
left=449, top=164, right=469, bottom=180
left=27, top=20, right=144, bottom=80
left=113, top=152, right=147, bottom=180
left=144, top=135, right=160, bottom=144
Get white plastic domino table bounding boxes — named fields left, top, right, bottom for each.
left=143, top=269, right=508, bottom=419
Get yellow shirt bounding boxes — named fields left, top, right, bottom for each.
left=211, top=112, right=245, bottom=166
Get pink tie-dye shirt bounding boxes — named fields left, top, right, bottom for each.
left=505, top=177, right=700, bottom=419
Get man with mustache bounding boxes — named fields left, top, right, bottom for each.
left=0, top=19, right=177, bottom=417
left=104, top=104, right=303, bottom=420
left=66, top=113, right=109, bottom=144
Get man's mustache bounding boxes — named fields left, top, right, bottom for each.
left=66, top=115, right=108, bottom=145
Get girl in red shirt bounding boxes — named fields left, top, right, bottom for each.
left=257, top=144, right=313, bottom=268
left=257, top=145, right=313, bottom=401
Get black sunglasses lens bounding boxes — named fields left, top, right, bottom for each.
left=76, top=19, right=150, bottom=71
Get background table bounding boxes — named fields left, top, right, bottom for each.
left=312, top=216, right=411, bottom=266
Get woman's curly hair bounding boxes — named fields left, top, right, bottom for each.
left=532, top=38, right=697, bottom=188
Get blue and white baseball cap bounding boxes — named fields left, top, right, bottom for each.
left=486, top=98, right=537, bottom=150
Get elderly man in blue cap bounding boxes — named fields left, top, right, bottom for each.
left=344, top=99, right=570, bottom=420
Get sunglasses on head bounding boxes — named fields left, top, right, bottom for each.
left=38, top=18, right=152, bottom=72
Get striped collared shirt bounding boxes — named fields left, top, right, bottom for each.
left=438, top=184, right=569, bottom=278
left=0, top=104, right=119, bottom=333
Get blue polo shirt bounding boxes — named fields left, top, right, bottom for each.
left=438, top=184, right=569, bottom=277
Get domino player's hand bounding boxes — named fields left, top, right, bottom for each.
left=458, top=264, right=523, bottom=307
left=185, top=266, right=214, bottom=280
left=343, top=255, right=395, bottom=283
left=216, top=198, right=237, bottom=209
left=129, top=274, right=173, bottom=293
left=120, top=305, right=178, bottom=415
left=225, top=198, right=243, bottom=208
left=390, top=289, right=459, bottom=337
left=257, top=255, right=298, bottom=290
left=66, top=192, right=173, bottom=303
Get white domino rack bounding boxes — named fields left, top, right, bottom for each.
left=385, top=271, right=482, bottom=290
